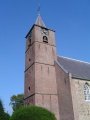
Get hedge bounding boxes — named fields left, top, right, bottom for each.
left=10, top=105, right=56, bottom=120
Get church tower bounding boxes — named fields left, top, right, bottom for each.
left=24, top=15, right=60, bottom=120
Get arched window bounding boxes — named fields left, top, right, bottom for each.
left=43, top=36, right=48, bottom=43
left=84, top=83, right=90, bottom=101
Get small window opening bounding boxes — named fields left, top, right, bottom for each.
left=29, top=58, right=31, bottom=62
left=48, top=67, right=49, bottom=74
left=64, top=78, right=67, bottom=84
left=28, top=38, right=31, bottom=47
left=28, top=86, right=30, bottom=92
left=43, top=36, right=48, bottom=43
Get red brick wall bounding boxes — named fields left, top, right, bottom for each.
left=55, top=62, right=74, bottom=120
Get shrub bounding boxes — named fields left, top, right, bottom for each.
left=10, top=105, right=56, bottom=120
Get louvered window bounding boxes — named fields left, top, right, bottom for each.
left=43, top=36, right=48, bottom=43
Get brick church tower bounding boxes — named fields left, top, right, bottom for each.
left=24, top=15, right=60, bottom=120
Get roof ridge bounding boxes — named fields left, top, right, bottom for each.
left=57, top=55, right=90, bottom=65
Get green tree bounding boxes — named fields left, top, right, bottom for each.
left=4, top=112, right=10, bottom=120
left=10, top=94, right=24, bottom=111
left=0, top=99, right=4, bottom=120
left=10, top=106, right=56, bottom=120
left=0, top=99, right=10, bottom=120
left=0, top=99, right=4, bottom=112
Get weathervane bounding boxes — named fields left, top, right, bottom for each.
left=37, top=0, right=41, bottom=15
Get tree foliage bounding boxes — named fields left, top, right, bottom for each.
left=0, top=99, right=4, bottom=113
left=0, top=99, right=10, bottom=120
left=10, top=105, right=56, bottom=120
left=4, top=112, right=10, bottom=120
left=0, top=99, right=4, bottom=120
left=10, top=94, right=24, bottom=111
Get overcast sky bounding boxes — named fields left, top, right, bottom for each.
left=0, top=0, right=90, bottom=114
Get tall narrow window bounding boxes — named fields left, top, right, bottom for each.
left=28, top=38, right=31, bottom=47
left=28, top=86, right=30, bottom=93
left=84, top=83, right=90, bottom=101
left=28, top=32, right=32, bottom=48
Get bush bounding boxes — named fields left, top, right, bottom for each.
left=10, top=105, right=56, bottom=120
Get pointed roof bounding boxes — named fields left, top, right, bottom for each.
left=26, top=15, right=55, bottom=38
left=35, top=15, right=46, bottom=27
left=25, top=15, right=47, bottom=38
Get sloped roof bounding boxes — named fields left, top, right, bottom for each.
left=57, top=56, right=90, bottom=80
left=35, top=15, right=46, bottom=27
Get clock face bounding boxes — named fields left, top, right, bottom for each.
left=41, top=28, right=49, bottom=35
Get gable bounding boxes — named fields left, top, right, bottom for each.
left=57, top=56, right=90, bottom=80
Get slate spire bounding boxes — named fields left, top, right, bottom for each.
left=35, top=14, right=46, bottom=27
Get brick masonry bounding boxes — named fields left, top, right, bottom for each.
left=24, top=25, right=60, bottom=120
left=55, top=63, right=74, bottom=120
left=24, top=20, right=90, bottom=120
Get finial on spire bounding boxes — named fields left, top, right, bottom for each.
left=37, top=0, right=41, bottom=16
left=35, top=0, right=46, bottom=27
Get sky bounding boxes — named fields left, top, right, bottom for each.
left=0, top=0, right=90, bottom=114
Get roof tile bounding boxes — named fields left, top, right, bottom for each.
left=57, top=56, right=90, bottom=80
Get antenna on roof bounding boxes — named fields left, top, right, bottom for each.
left=37, top=0, right=41, bottom=16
